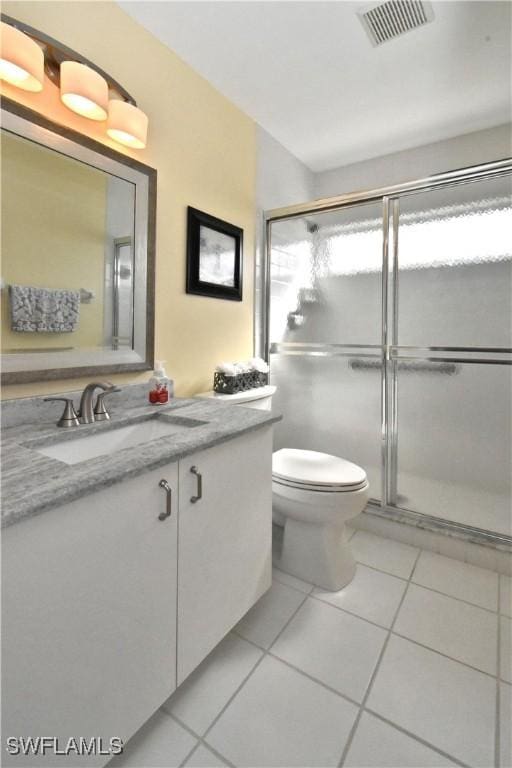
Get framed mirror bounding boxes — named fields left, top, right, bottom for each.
left=1, top=99, right=156, bottom=384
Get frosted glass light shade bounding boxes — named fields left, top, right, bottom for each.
left=60, top=61, right=108, bottom=121
left=107, top=100, right=148, bottom=149
left=0, top=22, right=44, bottom=92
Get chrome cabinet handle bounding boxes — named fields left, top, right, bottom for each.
left=190, top=466, right=202, bottom=503
left=158, top=479, right=172, bottom=520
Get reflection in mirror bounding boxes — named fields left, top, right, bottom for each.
left=2, top=131, right=135, bottom=353
left=1, top=102, right=155, bottom=383
left=111, top=237, right=134, bottom=350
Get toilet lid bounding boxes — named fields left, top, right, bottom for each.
left=272, top=449, right=367, bottom=490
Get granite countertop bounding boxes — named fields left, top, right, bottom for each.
left=1, top=397, right=281, bottom=529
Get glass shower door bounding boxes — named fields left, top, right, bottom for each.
left=269, top=202, right=384, bottom=500
left=389, top=174, right=512, bottom=536
left=265, top=162, right=512, bottom=543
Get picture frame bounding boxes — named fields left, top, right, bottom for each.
left=186, top=206, right=243, bottom=301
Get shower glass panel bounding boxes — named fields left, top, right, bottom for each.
left=265, top=160, right=512, bottom=544
left=271, top=353, right=382, bottom=498
left=396, top=176, right=512, bottom=348
left=391, top=175, right=512, bottom=535
left=395, top=362, right=511, bottom=536
left=269, top=202, right=383, bottom=501
left=269, top=205, right=383, bottom=345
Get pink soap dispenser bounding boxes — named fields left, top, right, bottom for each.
left=148, top=361, right=171, bottom=405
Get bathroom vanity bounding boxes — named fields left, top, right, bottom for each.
left=1, top=396, right=279, bottom=766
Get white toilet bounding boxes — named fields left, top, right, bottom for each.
left=196, top=385, right=369, bottom=591
left=272, top=449, right=369, bottom=590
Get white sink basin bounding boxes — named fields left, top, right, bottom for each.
left=36, top=416, right=205, bottom=465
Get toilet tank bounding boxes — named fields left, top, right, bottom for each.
left=195, top=385, right=276, bottom=410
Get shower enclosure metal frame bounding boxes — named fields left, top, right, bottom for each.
left=262, top=157, right=512, bottom=549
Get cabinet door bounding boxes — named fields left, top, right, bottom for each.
left=2, top=463, right=178, bottom=767
left=177, top=426, right=273, bottom=683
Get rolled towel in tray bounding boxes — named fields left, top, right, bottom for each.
left=215, top=362, right=238, bottom=376
left=249, top=356, right=269, bottom=373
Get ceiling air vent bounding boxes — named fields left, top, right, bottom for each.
left=358, top=0, right=434, bottom=46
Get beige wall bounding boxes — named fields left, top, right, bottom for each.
left=1, top=132, right=106, bottom=352
left=1, top=1, right=256, bottom=399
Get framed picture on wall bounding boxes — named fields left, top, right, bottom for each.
left=186, top=207, right=243, bottom=301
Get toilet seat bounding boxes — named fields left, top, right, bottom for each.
left=272, top=448, right=367, bottom=493
left=273, top=476, right=368, bottom=493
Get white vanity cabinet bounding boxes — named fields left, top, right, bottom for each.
left=2, top=424, right=273, bottom=766
left=2, top=462, right=179, bottom=767
left=177, top=425, right=273, bottom=683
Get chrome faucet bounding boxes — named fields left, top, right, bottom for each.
left=79, top=381, right=118, bottom=424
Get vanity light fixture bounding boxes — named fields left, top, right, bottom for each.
left=0, top=21, right=44, bottom=92
left=107, top=99, right=148, bottom=149
left=60, top=61, right=109, bottom=121
left=0, top=14, right=149, bottom=149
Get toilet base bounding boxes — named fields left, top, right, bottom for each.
left=278, top=517, right=356, bottom=591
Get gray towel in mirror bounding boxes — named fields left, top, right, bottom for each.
left=9, top=284, right=80, bottom=333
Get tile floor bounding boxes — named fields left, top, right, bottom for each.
left=110, top=529, right=511, bottom=768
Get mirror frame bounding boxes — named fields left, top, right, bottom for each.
left=1, top=97, right=156, bottom=384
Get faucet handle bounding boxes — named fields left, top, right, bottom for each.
left=44, top=397, right=80, bottom=428
left=93, top=388, right=121, bottom=421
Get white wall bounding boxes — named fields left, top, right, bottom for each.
left=257, top=127, right=314, bottom=211
left=314, top=124, right=512, bottom=199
